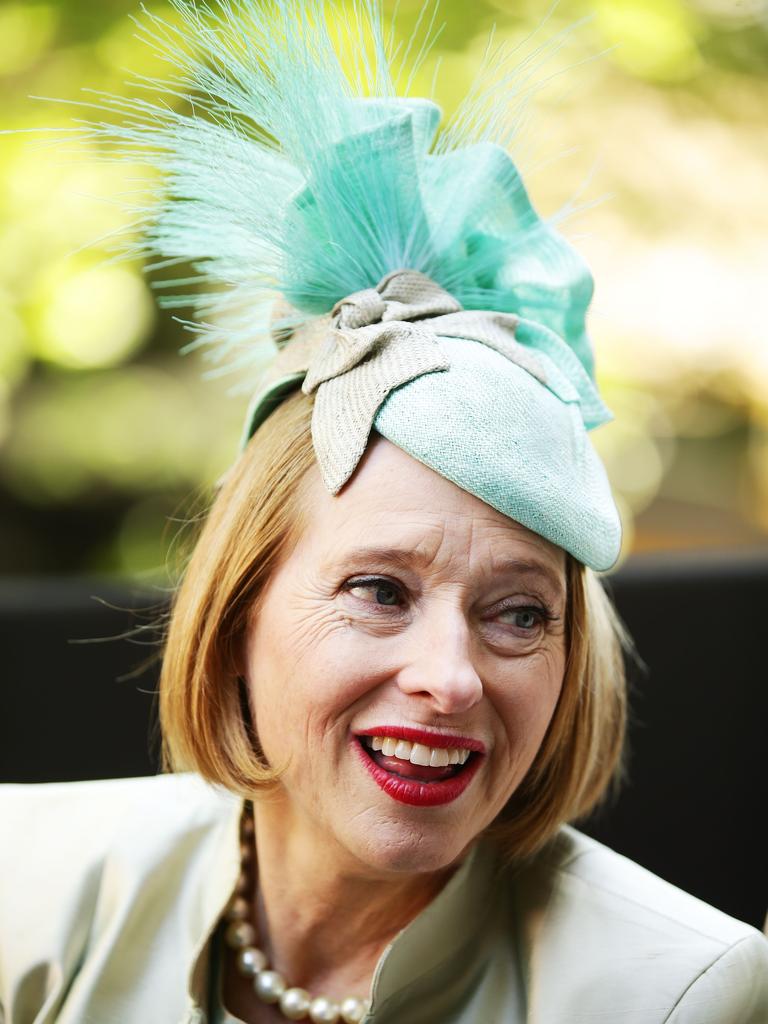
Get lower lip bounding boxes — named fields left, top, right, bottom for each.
left=351, top=738, right=483, bottom=807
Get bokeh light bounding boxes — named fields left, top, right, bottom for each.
left=594, top=0, right=704, bottom=83
left=33, top=264, right=155, bottom=370
left=0, top=5, right=58, bottom=78
left=1, top=0, right=767, bottom=578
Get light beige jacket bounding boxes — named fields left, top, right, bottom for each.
left=1, top=773, right=766, bottom=1024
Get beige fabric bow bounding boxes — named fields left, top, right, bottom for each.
left=250, top=269, right=548, bottom=493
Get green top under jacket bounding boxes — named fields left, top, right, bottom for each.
left=1, top=772, right=766, bottom=1024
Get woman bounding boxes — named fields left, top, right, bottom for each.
left=2, top=2, right=767, bottom=1022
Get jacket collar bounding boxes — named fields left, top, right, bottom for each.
left=369, top=839, right=501, bottom=1016
left=186, top=791, right=244, bottom=1016
left=185, top=794, right=501, bottom=1020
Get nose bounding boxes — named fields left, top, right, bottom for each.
left=396, top=607, right=483, bottom=715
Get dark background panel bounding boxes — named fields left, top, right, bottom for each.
left=1, top=578, right=163, bottom=781
left=582, top=551, right=768, bottom=931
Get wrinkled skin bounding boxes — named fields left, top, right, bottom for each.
left=243, top=433, right=567, bottom=876
left=232, top=434, right=568, bottom=1012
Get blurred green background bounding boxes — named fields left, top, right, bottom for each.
left=1, top=0, right=767, bottom=581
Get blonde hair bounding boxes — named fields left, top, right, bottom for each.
left=160, top=389, right=628, bottom=859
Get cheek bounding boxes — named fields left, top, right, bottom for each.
left=243, top=609, right=387, bottom=759
left=491, top=643, right=566, bottom=754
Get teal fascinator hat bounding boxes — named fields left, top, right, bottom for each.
left=94, top=0, right=622, bottom=571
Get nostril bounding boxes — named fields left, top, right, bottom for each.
left=397, top=668, right=483, bottom=707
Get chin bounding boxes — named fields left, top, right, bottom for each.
left=337, top=808, right=480, bottom=877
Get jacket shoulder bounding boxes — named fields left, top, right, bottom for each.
left=0, top=771, right=239, bottom=900
left=512, top=826, right=768, bottom=1023
left=0, top=769, right=236, bottom=813
left=0, top=774, right=240, bottom=1023
left=0, top=772, right=237, bottom=856
left=546, top=826, right=758, bottom=944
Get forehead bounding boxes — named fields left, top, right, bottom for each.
left=297, top=434, right=566, bottom=585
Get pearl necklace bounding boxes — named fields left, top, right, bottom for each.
left=223, top=805, right=371, bottom=1024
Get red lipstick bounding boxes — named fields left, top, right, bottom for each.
left=350, top=727, right=485, bottom=807
left=354, top=725, right=486, bottom=754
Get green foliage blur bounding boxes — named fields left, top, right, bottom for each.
left=1, top=0, right=767, bottom=580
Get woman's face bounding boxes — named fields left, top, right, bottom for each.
left=242, top=434, right=567, bottom=876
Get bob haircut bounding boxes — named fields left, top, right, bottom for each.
left=160, top=389, right=628, bottom=860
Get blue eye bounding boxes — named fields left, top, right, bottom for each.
left=344, top=577, right=403, bottom=607
left=497, top=606, right=545, bottom=630
left=372, top=582, right=401, bottom=606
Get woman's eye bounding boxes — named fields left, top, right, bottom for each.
left=496, top=606, right=545, bottom=630
left=344, top=578, right=404, bottom=607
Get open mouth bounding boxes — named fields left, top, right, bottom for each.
left=358, top=735, right=476, bottom=782
left=352, top=730, right=484, bottom=806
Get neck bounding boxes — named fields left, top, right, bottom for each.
left=249, top=795, right=459, bottom=999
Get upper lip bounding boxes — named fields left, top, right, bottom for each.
left=353, top=725, right=486, bottom=755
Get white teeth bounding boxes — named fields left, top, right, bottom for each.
left=409, top=743, right=432, bottom=767
left=364, top=735, right=475, bottom=767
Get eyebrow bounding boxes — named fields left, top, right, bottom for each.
left=489, top=557, right=566, bottom=595
left=331, top=546, right=566, bottom=594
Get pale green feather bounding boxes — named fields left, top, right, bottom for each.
left=78, top=0, right=601, bottom=389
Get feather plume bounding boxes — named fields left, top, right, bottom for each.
left=75, top=0, right=600, bottom=384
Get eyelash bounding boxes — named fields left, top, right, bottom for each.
left=340, top=576, right=405, bottom=608
left=340, top=576, right=556, bottom=630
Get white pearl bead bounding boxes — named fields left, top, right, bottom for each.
left=236, top=946, right=268, bottom=976
left=254, top=969, right=287, bottom=1003
left=280, top=986, right=311, bottom=1019
left=225, top=920, right=256, bottom=949
left=339, top=996, right=367, bottom=1023
left=308, top=996, right=340, bottom=1023
left=226, top=896, right=250, bottom=921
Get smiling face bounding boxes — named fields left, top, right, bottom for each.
left=241, top=433, right=568, bottom=876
